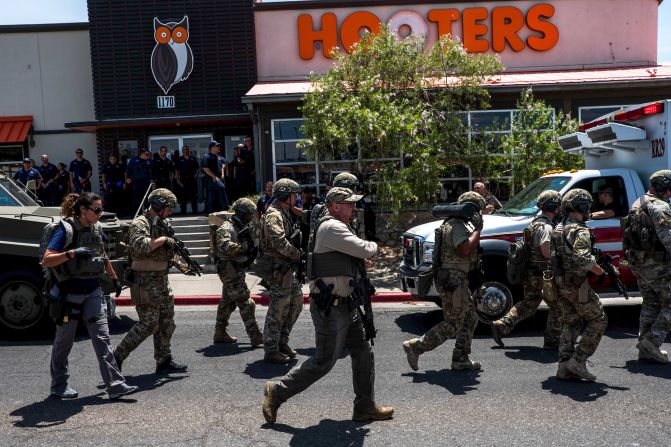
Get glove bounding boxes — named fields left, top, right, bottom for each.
left=71, top=247, right=93, bottom=259
left=164, top=237, right=177, bottom=248
left=471, top=212, right=484, bottom=231
left=113, top=279, right=123, bottom=298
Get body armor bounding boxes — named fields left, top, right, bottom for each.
left=307, top=215, right=359, bottom=279
left=550, top=220, right=587, bottom=284
left=524, top=216, right=552, bottom=273
left=53, top=218, right=107, bottom=282
left=438, top=218, right=478, bottom=272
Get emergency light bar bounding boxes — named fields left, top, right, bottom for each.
left=558, top=132, right=593, bottom=152
left=579, top=101, right=665, bottom=132
left=586, top=122, right=646, bottom=145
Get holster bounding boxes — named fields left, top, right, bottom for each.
left=542, top=270, right=558, bottom=304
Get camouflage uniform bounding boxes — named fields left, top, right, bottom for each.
left=214, top=216, right=262, bottom=344
left=258, top=201, right=303, bottom=357
left=114, top=210, right=177, bottom=365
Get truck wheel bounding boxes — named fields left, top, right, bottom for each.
left=0, top=269, right=49, bottom=336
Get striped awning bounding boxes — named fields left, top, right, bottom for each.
left=0, top=116, right=32, bottom=144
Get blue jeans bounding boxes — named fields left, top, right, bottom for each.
left=207, top=179, right=229, bottom=213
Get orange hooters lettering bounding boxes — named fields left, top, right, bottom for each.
left=526, top=3, right=559, bottom=51
left=297, top=3, right=559, bottom=60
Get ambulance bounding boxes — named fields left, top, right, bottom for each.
left=398, top=100, right=668, bottom=322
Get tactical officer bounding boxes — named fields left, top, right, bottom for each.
left=42, top=192, right=138, bottom=399
left=254, top=178, right=304, bottom=364
left=262, top=187, right=394, bottom=424
left=113, top=188, right=188, bottom=374
left=628, top=170, right=671, bottom=363
left=402, top=191, right=485, bottom=372
left=491, top=190, right=562, bottom=349
left=551, top=189, right=608, bottom=381
left=213, top=198, right=263, bottom=346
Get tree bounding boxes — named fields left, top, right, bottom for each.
left=298, top=27, right=503, bottom=213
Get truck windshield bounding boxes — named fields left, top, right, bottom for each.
left=496, top=176, right=570, bottom=216
left=0, top=175, right=40, bottom=207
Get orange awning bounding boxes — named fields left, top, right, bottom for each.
left=0, top=116, right=32, bottom=144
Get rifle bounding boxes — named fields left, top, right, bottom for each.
left=593, top=248, right=629, bottom=299
left=155, top=218, right=204, bottom=276
left=350, top=262, right=377, bottom=345
left=289, top=225, right=306, bottom=284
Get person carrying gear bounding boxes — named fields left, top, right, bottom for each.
left=42, top=192, right=138, bottom=400
left=491, top=190, right=562, bottom=349
left=113, top=188, right=189, bottom=375
left=402, top=191, right=486, bottom=372
left=627, top=170, right=671, bottom=364
left=262, top=187, right=394, bottom=424
left=254, top=178, right=304, bottom=364
left=212, top=198, right=263, bottom=347
left=552, top=188, right=608, bottom=381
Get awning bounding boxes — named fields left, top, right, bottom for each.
left=65, top=113, right=251, bottom=132
left=0, top=116, right=32, bottom=143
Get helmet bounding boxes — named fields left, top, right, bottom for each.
left=272, top=178, right=301, bottom=200
left=148, top=188, right=177, bottom=210
left=536, top=190, right=562, bottom=212
left=562, top=188, right=592, bottom=213
left=457, top=191, right=486, bottom=211
left=232, top=198, right=256, bottom=218
left=650, top=170, right=671, bottom=193
left=333, top=172, right=359, bottom=189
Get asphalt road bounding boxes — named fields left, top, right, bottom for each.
left=1, top=303, right=670, bottom=447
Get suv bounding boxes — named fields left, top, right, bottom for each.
left=0, top=173, right=125, bottom=336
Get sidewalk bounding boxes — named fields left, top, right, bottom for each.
left=116, top=272, right=414, bottom=306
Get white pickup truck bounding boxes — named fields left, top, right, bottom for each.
left=399, top=99, right=668, bottom=321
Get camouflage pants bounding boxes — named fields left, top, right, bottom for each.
left=115, top=272, right=176, bottom=364
left=216, top=270, right=259, bottom=335
left=498, top=274, right=561, bottom=345
left=415, top=269, right=477, bottom=358
left=557, top=279, right=608, bottom=362
left=263, top=276, right=303, bottom=353
left=631, top=263, right=671, bottom=346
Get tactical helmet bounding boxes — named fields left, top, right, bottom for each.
left=561, top=188, right=592, bottom=214
left=148, top=188, right=177, bottom=210
left=232, top=198, right=256, bottom=218
left=650, top=170, right=671, bottom=193
left=457, top=191, right=486, bottom=211
left=333, top=172, right=359, bottom=189
left=272, top=178, right=301, bottom=200
left=536, top=190, right=562, bottom=212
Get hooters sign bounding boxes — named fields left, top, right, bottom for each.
left=298, top=3, right=558, bottom=60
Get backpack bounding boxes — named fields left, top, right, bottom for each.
left=38, top=220, right=75, bottom=314
left=621, top=197, right=656, bottom=252
left=506, top=238, right=528, bottom=285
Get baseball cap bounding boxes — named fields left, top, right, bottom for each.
left=208, top=141, right=221, bottom=148
left=327, top=187, right=363, bottom=203
left=23, top=157, right=31, bottom=163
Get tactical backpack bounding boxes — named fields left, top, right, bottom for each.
left=506, top=238, right=528, bottom=285
left=38, top=219, right=75, bottom=319
left=621, top=197, right=656, bottom=252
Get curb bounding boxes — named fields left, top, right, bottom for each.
left=115, top=291, right=416, bottom=306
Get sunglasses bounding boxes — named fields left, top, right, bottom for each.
left=86, top=206, right=104, bottom=214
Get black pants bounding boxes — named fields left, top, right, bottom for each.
left=180, top=179, right=198, bottom=214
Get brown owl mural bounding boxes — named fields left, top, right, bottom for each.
left=151, top=16, right=194, bottom=94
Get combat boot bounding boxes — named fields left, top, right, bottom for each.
left=213, top=326, right=237, bottom=344
left=402, top=339, right=420, bottom=371
left=156, top=357, right=188, bottom=374
left=352, top=405, right=395, bottom=422
left=637, top=338, right=670, bottom=364
left=451, top=354, right=482, bottom=371
left=262, top=381, right=281, bottom=424
left=490, top=321, right=505, bottom=348
left=248, top=328, right=263, bottom=348
left=564, top=358, right=596, bottom=382
left=279, top=343, right=297, bottom=359
left=556, top=361, right=578, bottom=380
left=264, top=351, right=291, bottom=364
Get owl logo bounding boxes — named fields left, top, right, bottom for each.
left=151, top=16, right=194, bottom=94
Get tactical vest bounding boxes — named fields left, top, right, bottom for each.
left=438, top=218, right=478, bottom=271
left=623, top=195, right=667, bottom=262
left=216, top=217, right=250, bottom=263
left=131, top=213, right=174, bottom=263
left=53, top=218, right=107, bottom=282
left=524, top=215, right=552, bottom=272
left=258, top=205, right=294, bottom=260
left=306, top=214, right=359, bottom=279
left=550, top=220, right=585, bottom=278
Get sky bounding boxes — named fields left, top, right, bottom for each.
left=0, top=0, right=669, bottom=64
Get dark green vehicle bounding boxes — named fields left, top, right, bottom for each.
left=0, top=172, right=125, bottom=336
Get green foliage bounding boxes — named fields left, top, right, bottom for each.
left=299, top=27, right=503, bottom=213
left=498, top=88, right=584, bottom=193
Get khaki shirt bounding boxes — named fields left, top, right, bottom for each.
left=309, top=218, right=377, bottom=297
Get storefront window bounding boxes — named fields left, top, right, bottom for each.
left=578, top=105, right=628, bottom=123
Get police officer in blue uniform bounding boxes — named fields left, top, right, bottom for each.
left=126, top=149, right=154, bottom=215
left=69, top=148, right=93, bottom=193
left=13, top=158, right=42, bottom=190
left=102, top=154, right=125, bottom=215
left=201, top=141, right=229, bottom=213
left=36, top=154, right=58, bottom=206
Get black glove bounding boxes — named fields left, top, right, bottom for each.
left=113, top=279, right=123, bottom=298
left=164, top=237, right=176, bottom=248
left=71, top=247, right=93, bottom=259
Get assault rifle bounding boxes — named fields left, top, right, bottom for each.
left=289, top=225, right=306, bottom=283
left=155, top=218, right=204, bottom=276
left=593, top=248, right=629, bottom=300
left=351, top=262, right=377, bottom=345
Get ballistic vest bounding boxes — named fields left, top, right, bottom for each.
left=550, top=219, right=586, bottom=277
left=53, top=218, right=107, bottom=282
left=307, top=214, right=360, bottom=279
left=438, top=218, right=478, bottom=271
left=524, top=215, right=553, bottom=272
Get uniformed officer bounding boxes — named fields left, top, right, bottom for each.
left=69, top=148, right=93, bottom=193
left=213, top=198, right=263, bottom=347
left=402, top=191, right=485, bottom=372
left=101, top=154, right=125, bottom=215
left=491, top=190, right=562, bottom=349
left=113, top=188, right=188, bottom=374
left=551, top=189, right=608, bottom=381
left=126, top=149, right=154, bottom=215
left=255, top=178, right=303, bottom=364
left=42, top=192, right=138, bottom=399
left=37, top=154, right=58, bottom=206
left=629, top=170, right=671, bottom=363
left=262, top=187, right=394, bottom=424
